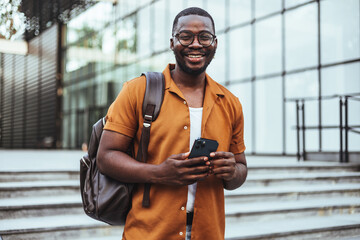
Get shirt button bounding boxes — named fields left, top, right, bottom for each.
left=181, top=206, right=185, bottom=211
left=179, top=232, right=183, bottom=236
left=183, top=101, right=187, bottom=105
left=184, top=126, right=188, bottom=130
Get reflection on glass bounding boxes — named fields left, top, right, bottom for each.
left=285, top=3, right=318, bottom=71
left=206, top=0, right=226, bottom=31
left=285, top=102, right=297, bottom=154
left=321, top=62, right=360, bottom=96
left=228, top=81, right=253, bottom=153
left=185, top=0, right=203, bottom=8
left=229, top=26, right=252, bottom=80
left=322, top=129, right=340, bottom=151
left=137, top=6, right=151, bottom=58
left=255, top=15, right=282, bottom=76
left=207, top=34, right=226, bottom=83
left=255, top=77, right=283, bottom=153
left=153, top=0, right=168, bottom=52
left=229, top=0, right=252, bottom=26
left=255, top=0, right=282, bottom=18
left=66, top=2, right=113, bottom=45
left=321, top=0, right=360, bottom=64
left=285, top=70, right=318, bottom=99
left=285, top=0, right=311, bottom=9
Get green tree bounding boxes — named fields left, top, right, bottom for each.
left=0, top=0, right=25, bottom=40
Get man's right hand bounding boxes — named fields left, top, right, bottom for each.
left=154, top=152, right=210, bottom=186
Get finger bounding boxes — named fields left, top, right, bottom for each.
left=186, top=165, right=210, bottom=175
left=212, top=166, right=233, bottom=175
left=210, top=151, right=234, bottom=159
left=187, top=172, right=209, bottom=182
left=182, top=156, right=209, bottom=167
left=210, top=159, right=235, bottom=167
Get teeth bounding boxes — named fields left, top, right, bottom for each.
left=188, top=55, right=202, bottom=58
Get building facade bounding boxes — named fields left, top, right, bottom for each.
left=61, top=0, right=360, bottom=158
left=1, top=0, right=359, bottom=160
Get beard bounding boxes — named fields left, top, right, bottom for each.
left=173, top=49, right=216, bottom=76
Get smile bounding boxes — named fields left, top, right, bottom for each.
left=187, top=55, right=204, bottom=58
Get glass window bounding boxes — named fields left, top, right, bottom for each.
left=229, top=26, right=252, bottom=81
left=285, top=3, right=318, bottom=71
left=115, top=0, right=137, bottom=18
left=285, top=0, right=311, bottom=9
left=321, top=0, right=360, bottom=64
left=206, top=0, right=226, bottom=31
left=285, top=70, right=319, bottom=127
left=321, top=62, right=360, bottom=141
left=228, top=81, right=253, bottom=153
left=285, top=101, right=297, bottom=153
left=137, top=6, right=151, bottom=58
left=255, top=15, right=282, bottom=76
left=153, top=0, right=168, bottom=53
left=207, top=34, right=226, bottom=83
left=285, top=100, right=319, bottom=153
left=66, top=2, right=113, bottom=45
left=321, top=62, right=360, bottom=96
left=150, top=52, right=169, bottom=72
left=255, top=0, right=282, bottom=18
left=185, top=0, right=204, bottom=8
left=116, top=16, right=137, bottom=64
left=229, top=0, right=252, bottom=26
left=169, top=1, right=186, bottom=34
left=254, top=77, right=283, bottom=153
left=285, top=70, right=318, bottom=99
left=323, top=100, right=360, bottom=152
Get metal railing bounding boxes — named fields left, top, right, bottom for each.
left=291, top=93, right=360, bottom=163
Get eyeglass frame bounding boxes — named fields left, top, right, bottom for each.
left=172, top=30, right=217, bottom=47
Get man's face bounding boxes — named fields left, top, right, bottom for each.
left=171, top=15, right=217, bottom=75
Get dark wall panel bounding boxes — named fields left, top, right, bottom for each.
left=0, top=24, right=59, bottom=148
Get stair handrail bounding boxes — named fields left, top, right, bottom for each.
left=287, top=93, right=360, bottom=162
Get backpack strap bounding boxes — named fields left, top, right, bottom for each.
left=137, top=72, right=164, bottom=207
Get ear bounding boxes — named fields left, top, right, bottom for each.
left=213, top=37, right=218, bottom=51
left=170, top=37, right=174, bottom=51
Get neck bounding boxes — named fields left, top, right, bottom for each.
left=171, top=65, right=206, bottom=89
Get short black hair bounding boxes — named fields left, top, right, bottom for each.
left=172, top=7, right=215, bottom=35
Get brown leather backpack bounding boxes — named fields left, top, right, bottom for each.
left=80, top=72, right=164, bottom=225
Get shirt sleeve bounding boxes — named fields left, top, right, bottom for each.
left=104, top=81, right=138, bottom=138
left=230, top=97, right=246, bottom=154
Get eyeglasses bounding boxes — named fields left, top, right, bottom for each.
left=173, top=31, right=216, bottom=47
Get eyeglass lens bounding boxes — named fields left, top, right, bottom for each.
left=178, top=32, right=214, bottom=47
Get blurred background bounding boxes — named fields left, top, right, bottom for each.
left=0, top=0, right=359, bottom=162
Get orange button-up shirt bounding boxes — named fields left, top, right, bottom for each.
left=104, top=64, right=245, bottom=240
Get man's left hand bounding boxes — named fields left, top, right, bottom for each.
left=209, top=152, right=247, bottom=190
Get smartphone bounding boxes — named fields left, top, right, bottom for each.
left=189, top=138, right=219, bottom=159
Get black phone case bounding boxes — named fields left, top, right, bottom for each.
left=188, top=138, right=219, bottom=159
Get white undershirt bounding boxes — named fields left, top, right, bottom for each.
left=186, top=107, right=203, bottom=213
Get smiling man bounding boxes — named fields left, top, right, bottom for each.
left=97, top=7, right=247, bottom=240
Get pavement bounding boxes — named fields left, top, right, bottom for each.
left=0, top=149, right=299, bottom=172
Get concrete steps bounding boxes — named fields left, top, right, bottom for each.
left=225, top=214, right=360, bottom=240
left=0, top=170, right=78, bottom=182
left=0, top=195, right=82, bottom=219
left=223, top=159, right=360, bottom=239
left=225, top=197, right=360, bottom=223
left=0, top=214, right=123, bottom=240
left=245, top=172, right=360, bottom=187
left=225, top=183, right=360, bottom=203
left=0, top=151, right=360, bottom=240
left=0, top=180, right=79, bottom=198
